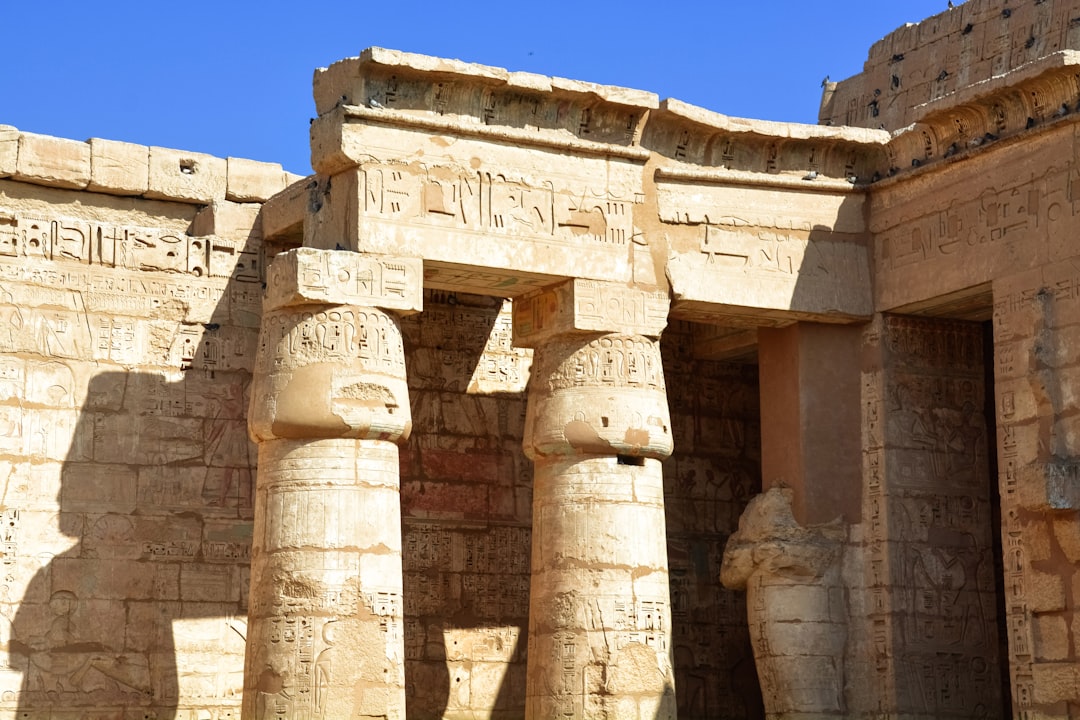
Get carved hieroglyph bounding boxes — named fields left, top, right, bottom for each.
left=244, top=247, right=421, bottom=719
left=861, top=316, right=1002, bottom=718
left=0, top=182, right=260, bottom=718
left=721, top=488, right=845, bottom=719
left=517, top=280, right=676, bottom=719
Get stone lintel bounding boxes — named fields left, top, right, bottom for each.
left=310, top=47, right=657, bottom=175
left=914, top=51, right=1080, bottom=124
left=265, top=247, right=423, bottom=314
left=512, top=278, right=669, bottom=347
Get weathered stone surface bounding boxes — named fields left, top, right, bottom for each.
left=15, top=132, right=90, bottom=189
left=9, top=6, right=1080, bottom=718
left=147, top=145, right=227, bottom=203
left=244, top=249, right=415, bottom=718
left=264, top=247, right=423, bottom=314
left=226, top=156, right=287, bottom=203
left=721, top=488, right=845, bottom=719
left=0, top=125, right=17, bottom=177
left=512, top=278, right=669, bottom=346
left=522, top=306, right=675, bottom=717
left=88, top=137, right=149, bottom=195
left=190, top=199, right=262, bottom=241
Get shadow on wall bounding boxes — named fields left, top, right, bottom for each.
left=7, top=366, right=253, bottom=719
left=661, top=328, right=766, bottom=720
left=397, top=292, right=533, bottom=719
left=0, top=177, right=263, bottom=717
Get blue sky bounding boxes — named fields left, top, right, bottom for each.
left=3, top=1, right=950, bottom=175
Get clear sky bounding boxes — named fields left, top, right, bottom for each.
left=3, top=1, right=951, bottom=176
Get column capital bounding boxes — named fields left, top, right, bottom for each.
left=265, top=247, right=423, bottom=314
left=512, top=278, right=669, bottom=347
left=523, top=332, right=673, bottom=461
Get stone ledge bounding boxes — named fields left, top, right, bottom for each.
left=314, top=47, right=659, bottom=117
left=0, top=125, right=301, bottom=205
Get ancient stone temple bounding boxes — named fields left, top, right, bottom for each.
left=4, top=0, right=1080, bottom=717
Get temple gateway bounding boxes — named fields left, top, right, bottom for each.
left=2, top=0, right=1080, bottom=717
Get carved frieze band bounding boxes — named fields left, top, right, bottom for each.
left=0, top=209, right=260, bottom=282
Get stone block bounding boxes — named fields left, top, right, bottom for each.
left=1032, top=662, right=1080, bottom=704
left=190, top=200, right=262, bottom=241
left=1033, top=614, right=1070, bottom=660
left=14, top=132, right=90, bottom=189
left=765, top=620, right=846, bottom=657
left=758, top=583, right=832, bottom=623
left=226, top=156, right=287, bottom=202
left=1054, top=514, right=1080, bottom=562
left=768, top=654, right=843, bottom=713
left=0, top=125, right=17, bottom=177
left=512, top=278, right=670, bottom=346
left=259, top=174, right=308, bottom=241
left=264, top=247, right=423, bottom=314
left=88, top=137, right=149, bottom=195
left=146, top=146, right=227, bottom=203
left=1028, top=570, right=1068, bottom=613
left=1020, top=462, right=1080, bottom=512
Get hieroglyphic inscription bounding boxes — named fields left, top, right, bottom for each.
left=256, top=308, right=405, bottom=375
left=0, top=210, right=261, bottom=283
left=403, top=525, right=530, bottom=621
left=513, top=279, right=669, bottom=344
left=868, top=316, right=1002, bottom=717
left=469, top=301, right=531, bottom=394
left=700, top=225, right=847, bottom=278
left=0, top=261, right=261, bottom=331
left=265, top=248, right=422, bottom=314
left=361, top=165, right=638, bottom=246
left=876, top=164, right=1080, bottom=272
left=546, top=335, right=665, bottom=391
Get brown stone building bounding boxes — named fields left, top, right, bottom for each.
left=0, top=0, right=1078, bottom=718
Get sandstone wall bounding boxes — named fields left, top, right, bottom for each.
left=865, top=103, right=1080, bottom=715
left=662, top=321, right=763, bottom=720
left=860, top=316, right=1003, bottom=718
left=0, top=128, right=291, bottom=717
left=822, top=0, right=1080, bottom=131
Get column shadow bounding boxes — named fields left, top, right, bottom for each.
left=9, top=363, right=254, bottom=718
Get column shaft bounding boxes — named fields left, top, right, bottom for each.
left=245, top=438, right=405, bottom=718
left=527, top=455, right=674, bottom=719
left=522, top=331, right=676, bottom=720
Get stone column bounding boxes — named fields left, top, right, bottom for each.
left=513, top=280, right=677, bottom=720
left=757, top=323, right=862, bottom=525
left=242, top=248, right=422, bottom=720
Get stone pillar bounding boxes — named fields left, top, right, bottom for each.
left=242, top=248, right=422, bottom=720
left=757, top=323, right=862, bottom=525
left=513, top=280, right=677, bottom=720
